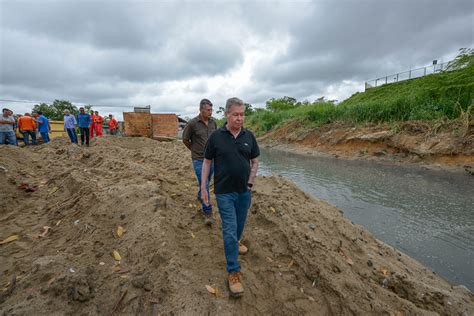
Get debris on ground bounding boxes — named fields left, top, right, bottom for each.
left=0, top=137, right=472, bottom=315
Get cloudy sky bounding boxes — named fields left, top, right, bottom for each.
left=1, top=0, right=473, bottom=120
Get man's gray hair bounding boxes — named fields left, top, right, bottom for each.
left=225, top=97, right=244, bottom=113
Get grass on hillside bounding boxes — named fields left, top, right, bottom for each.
left=245, top=57, right=473, bottom=136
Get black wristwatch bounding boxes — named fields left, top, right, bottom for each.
left=247, top=183, right=253, bottom=189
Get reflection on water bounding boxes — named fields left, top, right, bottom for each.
left=258, top=148, right=474, bottom=290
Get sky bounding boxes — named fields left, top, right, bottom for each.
left=1, top=0, right=473, bottom=120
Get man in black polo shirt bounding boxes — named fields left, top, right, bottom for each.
left=183, top=99, right=218, bottom=225
left=201, top=97, right=259, bottom=297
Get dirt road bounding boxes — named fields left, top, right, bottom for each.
left=1, top=137, right=472, bottom=315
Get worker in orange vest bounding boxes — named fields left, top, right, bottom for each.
left=108, top=114, right=118, bottom=135
left=94, top=111, right=104, bottom=137
left=18, top=112, right=37, bottom=145
left=89, top=110, right=96, bottom=139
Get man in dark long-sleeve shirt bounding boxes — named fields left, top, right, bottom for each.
left=182, top=99, right=217, bottom=225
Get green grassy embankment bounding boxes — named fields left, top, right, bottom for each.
left=245, top=53, right=473, bottom=136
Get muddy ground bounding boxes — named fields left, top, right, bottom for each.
left=0, top=137, right=473, bottom=315
left=259, top=120, right=474, bottom=173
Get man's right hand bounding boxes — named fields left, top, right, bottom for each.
left=201, top=187, right=210, bottom=206
left=183, top=139, right=192, bottom=150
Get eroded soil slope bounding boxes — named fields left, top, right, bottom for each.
left=259, top=120, right=474, bottom=171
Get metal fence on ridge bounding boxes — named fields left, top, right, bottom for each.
left=365, top=61, right=450, bottom=90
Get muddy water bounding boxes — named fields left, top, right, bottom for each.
left=259, top=148, right=474, bottom=291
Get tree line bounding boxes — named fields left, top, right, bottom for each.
left=32, top=100, right=93, bottom=121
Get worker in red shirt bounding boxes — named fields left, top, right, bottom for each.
left=108, top=114, right=118, bottom=135
left=18, top=112, right=37, bottom=145
left=89, top=110, right=96, bottom=139
left=94, top=111, right=104, bottom=137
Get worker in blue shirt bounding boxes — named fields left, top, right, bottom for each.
left=76, top=107, right=92, bottom=146
left=35, top=111, right=51, bottom=143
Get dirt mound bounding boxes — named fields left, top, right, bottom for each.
left=1, top=137, right=473, bottom=315
left=260, top=120, right=474, bottom=171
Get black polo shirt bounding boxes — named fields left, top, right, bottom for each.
left=204, top=125, right=260, bottom=194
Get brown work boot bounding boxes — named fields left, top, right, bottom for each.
left=228, top=271, right=244, bottom=297
left=238, top=241, right=248, bottom=255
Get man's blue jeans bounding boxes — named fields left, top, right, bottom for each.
left=216, top=190, right=252, bottom=272
left=66, top=128, right=78, bottom=144
left=0, top=131, right=17, bottom=145
left=192, top=159, right=214, bottom=214
left=22, top=130, right=36, bottom=145
left=40, top=132, right=50, bottom=143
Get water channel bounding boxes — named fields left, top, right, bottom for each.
left=258, top=148, right=474, bottom=291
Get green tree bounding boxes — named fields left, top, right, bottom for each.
left=266, top=96, right=298, bottom=112
left=244, top=103, right=254, bottom=116
left=32, top=100, right=79, bottom=120
left=216, top=106, right=226, bottom=115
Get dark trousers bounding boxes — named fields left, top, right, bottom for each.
left=80, top=127, right=90, bottom=145
left=22, top=130, right=37, bottom=145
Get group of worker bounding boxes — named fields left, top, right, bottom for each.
left=182, top=97, right=260, bottom=298
left=0, top=107, right=119, bottom=146
left=65, top=108, right=118, bottom=146
left=0, top=108, right=51, bottom=145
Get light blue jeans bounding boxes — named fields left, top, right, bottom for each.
left=216, top=190, right=252, bottom=272
left=0, top=131, right=17, bottom=145
left=40, top=132, right=50, bottom=143
left=66, top=128, right=78, bottom=144
left=192, top=159, right=214, bottom=214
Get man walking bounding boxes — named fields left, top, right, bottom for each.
left=77, top=107, right=91, bottom=146
left=182, top=98, right=217, bottom=225
left=18, top=112, right=37, bottom=145
left=201, top=97, right=259, bottom=297
left=36, top=111, right=51, bottom=143
left=0, top=108, right=17, bottom=145
left=108, top=114, right=118, bottom=135
left=63, top=110, right=78, bottom=144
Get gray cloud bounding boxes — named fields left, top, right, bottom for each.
left=1, top=0, right=473, bottom=119
left=257, top=0, right=474, bottom=86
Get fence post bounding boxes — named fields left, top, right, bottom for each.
left=396, top=73, right=399, bottom=82
left=385, top=76, right=388, bottom=84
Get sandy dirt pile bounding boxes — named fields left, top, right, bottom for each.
left=259, top=120, right=474, bottom=172
left=1, top=137, right=473, bottom=315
